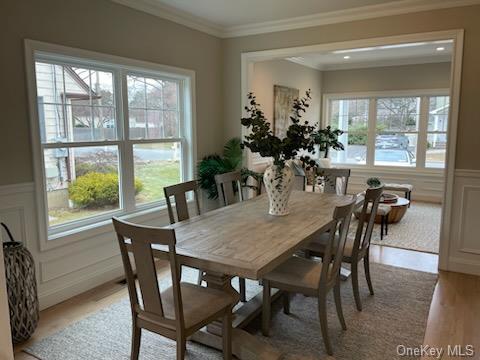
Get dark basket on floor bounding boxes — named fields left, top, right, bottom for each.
left=2, top=223, right=39, bottom=343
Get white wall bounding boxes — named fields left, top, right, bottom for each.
left=0, top=244, right=14, bottom=360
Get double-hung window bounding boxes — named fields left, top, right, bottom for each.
left=31, top=49, right=194, bottom=237
left=324, top=91, right=449, bottom=170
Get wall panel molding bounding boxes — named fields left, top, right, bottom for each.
left=448, top=170, right=480, bottom=274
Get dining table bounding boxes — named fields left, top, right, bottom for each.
left=151, top=190, right=357, bottom=359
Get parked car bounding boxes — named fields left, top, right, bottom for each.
left=376, top=134, right=409, bottom=149
left=374, top=149, right=416, bottom=166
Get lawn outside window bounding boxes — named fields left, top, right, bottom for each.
left=28, top=43, right=195, bottom=239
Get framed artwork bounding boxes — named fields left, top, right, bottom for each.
left=273, top=85, right=299, bottom=138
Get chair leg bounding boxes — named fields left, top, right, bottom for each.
left=222, top=309, right=232, bottom=360
left=262, top=280, right=271, bottom=336
left=239, top=277, right=247, bottom=302
left=364, top=252, right=374, bottom=296
left=283, top=292, right=290, bottom=314
left=380, top=216, right=385, bottom=240
left=351, top=262, right=362, bottom=311
left=131, top=323, right=141, bottom=360
left=318, top=293, right=333, bottom=356
left=197, top=270, right=203, bottom=286
left=385, top=215, right=389, bottom=236
left=176, top=336, right=186, bottom=360
left=333, top=279, right=347, bottom=330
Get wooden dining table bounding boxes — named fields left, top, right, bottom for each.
left=151, top=190, right=356, bottom=359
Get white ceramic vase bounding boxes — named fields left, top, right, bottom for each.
left=318, top=157, right=332, bottom=168
left=263, top=164, right=295, bottom=216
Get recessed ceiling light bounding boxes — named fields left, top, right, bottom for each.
left=436, top=47, right=446, bottom=51
left=343, top=55, right=351, bottom=59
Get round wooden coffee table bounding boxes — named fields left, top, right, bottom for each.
left=374, top=196, right=410, bottom=224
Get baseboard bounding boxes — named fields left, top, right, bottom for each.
left=38, top=264, right=125, bottom=310
left=447, top=257, right=480, bottom=277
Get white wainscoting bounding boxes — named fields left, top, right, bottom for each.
left=347, top=167, right=445, bottom=203
left=447, top=169, right=480, bottom=276
left=0, top=182, right=173, bottom=310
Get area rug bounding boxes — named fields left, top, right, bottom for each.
left=363, top=201, right=441, bottom=254
left=25, top=264, right=437, bottom=360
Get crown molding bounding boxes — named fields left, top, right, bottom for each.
left=112, top=0, right=480, bottom=38
left=287, top=55, right=452, bottom=71
left=111, top=0, right=224, bottom=37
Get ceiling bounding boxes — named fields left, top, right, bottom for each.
left=112, top=0, right=480, bottom=37
left=143, top=0, right=401, bottom=27
left=284, top=40, right=453, bottom=71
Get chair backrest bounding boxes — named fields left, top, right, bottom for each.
left=164, top=180, right=201, bottom=224
left=353, top=186, right=384, bottom=255
left=320, top=196, right=356, bottom=288
left=215, top=171, right=244, bottom=206
left=290, top=161, right=307, bottom=191
left=318, top=168, right=351, bottom=195
left=112, top=217, right=184, bottom=333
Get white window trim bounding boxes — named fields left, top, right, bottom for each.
left=24, top=40, right=197, bottom=251
left=322, top=89, right=450, bottom=171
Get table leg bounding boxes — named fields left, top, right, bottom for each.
left=190, top=271, right=283, bottom=360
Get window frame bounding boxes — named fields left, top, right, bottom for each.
left=25, top=40, right=196, bottom=249
left=322, top=89, right=450, bottom=171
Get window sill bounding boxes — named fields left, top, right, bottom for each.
left=46, top=203, right=170, bottom=247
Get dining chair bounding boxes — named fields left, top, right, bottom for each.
left=305, top=186, right=384, bottom=311
left=164, top=180, right=203, bottom=286
left=112, top=217, right=234, bottom=360
left=214, top=171, right=247, bottom=302
left=316, top=168, right=351, bottom=195
left=215, top=171, right=244, bottom=206
left=261, top=198, right=356, bottom=356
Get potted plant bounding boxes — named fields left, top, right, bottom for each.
left=312, top=125, right=344, bottom=168
left=241, top=90, right=315, bottom=216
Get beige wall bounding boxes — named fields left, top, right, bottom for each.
left=322, top=62, right=451, bottom=94
left=0, top=0, right=224, bottom=186
left=0, top=246, right=14, bottom=360
left=223, top=5, right=480, bottom=171
left=252, top=59, right=322, bottom=126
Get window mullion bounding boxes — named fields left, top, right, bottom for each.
left=118, top=69, right=136, bottom=211
left=417, top=96, right=429, bottom=169
left=366, top=98, right=377, bottom=166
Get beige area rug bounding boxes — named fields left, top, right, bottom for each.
left=358, top=201, right=441, bottom=254
left=25, top=264, right=437, bottom=359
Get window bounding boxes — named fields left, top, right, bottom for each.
left=375, top=97, right=419, bottom=167
left=31, top=52, right=194, bottom=236
left=426, top=96, right=449, bottom=168
left=324, top=92, right=449, bottom=169
left=328, top=99, right=369, bottom=165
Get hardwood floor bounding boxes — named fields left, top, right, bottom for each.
left=14, top=245, right=480, bottom=360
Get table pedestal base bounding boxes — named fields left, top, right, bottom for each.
left=190, top=271, right=283, bottom=359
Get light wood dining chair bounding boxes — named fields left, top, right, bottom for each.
left=113, top=217, right=234, bottom=360
left=215, top=171, right=244, bottom=206
left=305, top=186, right=384, bottom=311
left=164, top=180, right=203, bottom=286
left=164, top=180, right=201, bottom=224
left=316, top=168, right=351, bottom=195
left=214, top=171, right=247, bottom=302
left=261, top=198, right=356, bottom=356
